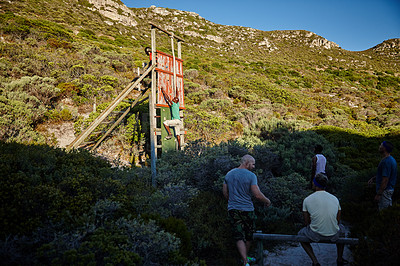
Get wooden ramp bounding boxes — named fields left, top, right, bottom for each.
left=66, top=64, right=155, bottom=151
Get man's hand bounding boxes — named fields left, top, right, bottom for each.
left=368, top=176, right=376, bottom=185
left=265, top=199, right=271, bottom=207
left=160, top=87, right=172, bottom=105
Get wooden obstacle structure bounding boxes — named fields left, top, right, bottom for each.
left=67, top=23, right=186, bottom=187
left=253, top=231, right=359, bottom=265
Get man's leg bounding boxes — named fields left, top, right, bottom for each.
left=176, top=135, right=181, bottom=150
left=163, top=122, right=172, bottom=138
left=236, top=240, right=248, bottom=265
left=245, top=240, right=251, bottom=254
left=300, top=242, right=319, bottom=265
left=336, top=243, right=345, bottom=263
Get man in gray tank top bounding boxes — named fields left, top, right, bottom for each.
left=223, top=155, right=271, bottom=266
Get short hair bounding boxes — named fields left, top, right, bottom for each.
left=314, top=145, right=323, bottom=153
left=144, top=46, right=151, bottom=55
left=382, top=141, right=394, bottom=153
left=315, top=173, right=328, bottom=187
left=241, top=154, right=255, bottom=165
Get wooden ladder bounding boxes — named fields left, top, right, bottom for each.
left=66, top=64, right=155, bottom=151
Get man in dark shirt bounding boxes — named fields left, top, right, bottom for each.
left=368, top=141, right=397, bottom=210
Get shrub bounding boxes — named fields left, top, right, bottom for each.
left=184, top=68, right=199, bottom=79
left=353, top=205, right=400, bottom=266
left=0, top=76, right=60, bottom=143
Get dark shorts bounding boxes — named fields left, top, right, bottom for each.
left=298, top=224, right=345, bottom=242
left=228, top=209, right=257, bottom=242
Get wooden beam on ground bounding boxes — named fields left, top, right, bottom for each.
left=253, top=232, right=359, bottom=266
left=253, top=233, right=359, bottom=245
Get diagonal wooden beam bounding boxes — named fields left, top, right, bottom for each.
left=90, top=88, right=149, bottom=151
left=67, top=64, right=155, bottom=151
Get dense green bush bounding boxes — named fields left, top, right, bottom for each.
left=353, top=205, right=400, bottom=266
left=0, top=76, right=60, bottom=143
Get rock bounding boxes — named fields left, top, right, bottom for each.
left=153, top=7, right=171, bottom=16
left=206, top=35, right=223, bottom=43
left=310, top=38, right=339, bottom=49
left=86, top=0, right=138, bottom=27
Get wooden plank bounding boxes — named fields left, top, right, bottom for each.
left=149, top=22, right=185, bottom=42
left=253, top=233, right=359, bottom=245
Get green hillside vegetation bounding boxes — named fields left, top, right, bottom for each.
left=0, top=0, right=400, bottom=264
left=1, top=0, right=400, bottom=147
left=1, top=123, right=399, bottom=264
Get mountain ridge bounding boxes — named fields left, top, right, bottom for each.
left=86, top=0, right=396, bottom=52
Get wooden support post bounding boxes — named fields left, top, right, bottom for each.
left=177, top=40, right=184, bottom=149
left=256, top=231, right=264, bottom=266
left=171, top=36, right=177, bottom=96
left=177, top=41, right=182, bottom=59
left=150, top=26, right=157, bottom=187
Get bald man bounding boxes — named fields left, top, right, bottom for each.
left=223, top=155, right=271, bottom=266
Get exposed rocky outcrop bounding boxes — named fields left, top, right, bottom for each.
left=372, top=38, right=400, bottom=51
left=371, top=38, right=400, bottom=57
left=310, top=37, right=339, bottom=49
left=86, top=0, right=137, bottom=27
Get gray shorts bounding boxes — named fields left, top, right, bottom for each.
left=298, top=224, right=345, bottom=243
left=378, top=189, right=394, bottom=211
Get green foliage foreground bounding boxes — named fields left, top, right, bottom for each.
left=0, top=121, right=399, bottom=265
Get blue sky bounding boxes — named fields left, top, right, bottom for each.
left=122, top=0, right=400, bottom=51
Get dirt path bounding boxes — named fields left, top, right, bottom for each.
left=263, top=242, right=353, bottom=266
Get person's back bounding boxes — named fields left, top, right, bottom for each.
left=222, top=155, right=271, bottom=266
left=225, top=168, right=256, bottom=211
left=315, top=154, right=326, bottom=176
left=171, top=101, right=180, bottom=120
left=303, top=191, right=340, bottom=236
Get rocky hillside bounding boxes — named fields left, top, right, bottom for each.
left=1, top=0, right=399, bottom=163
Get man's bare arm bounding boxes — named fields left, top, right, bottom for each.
left=311, top=156, right=317, bottom=181
left=303, top=211, right=311, bottom=225
left=336, top=210, right=341, bottom=224
left=375, top=177, right=389, bottom=202
left=160, top=87, right=172, bottom=105
left=251, top=185, right=271, bottom=207
left=222, top=183, right=229, bottom=200
left=377, top=177, right=389, bottom=194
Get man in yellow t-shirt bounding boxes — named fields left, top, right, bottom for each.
left=298, top=173, right=347, bottom=266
